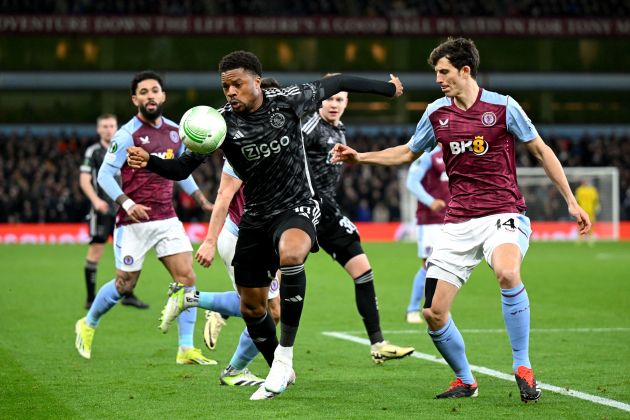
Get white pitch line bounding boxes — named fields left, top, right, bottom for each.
left=322, top=331, right=630, bottom=413
left=333, top=327, right=630, bottom=335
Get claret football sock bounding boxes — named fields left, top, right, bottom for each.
left=198, top=291, right=241, bottom=317
left=501, top=284, right=531, bottom=371
left=428, top=317, right=475, bottom=385
left=86, top=279, right=121, bottom=327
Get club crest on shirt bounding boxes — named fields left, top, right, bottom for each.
left=169, top=130, right=179, bottom=143
left=481, top=112, right=497, bottom=127
left=270, top=113, right=286, bottom=128
left=123, top=255, right=134, bottom=265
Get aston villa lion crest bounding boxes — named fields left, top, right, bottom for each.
left=481, top=112, right=497, bottom=127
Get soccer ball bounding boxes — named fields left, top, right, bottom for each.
left=178, top=105, right=227, bottom=154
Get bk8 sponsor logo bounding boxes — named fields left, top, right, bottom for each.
left=449, top=135, right=488, bottom=156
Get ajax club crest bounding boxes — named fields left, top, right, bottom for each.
left=270, top=113, right=286, bottom=128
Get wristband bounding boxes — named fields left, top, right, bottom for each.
left=122, top=199, right=136, bottom=212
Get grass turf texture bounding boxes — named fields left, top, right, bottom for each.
left=1, top=242, right=629, bottom=419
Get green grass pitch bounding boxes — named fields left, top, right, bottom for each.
left=1, top=241, right=629, bottom=419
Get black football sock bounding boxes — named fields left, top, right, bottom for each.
left=354, top=269, right=384, bottom=344
left=84, top=260, right=98, bottom=302
left=244, top=310, right=278, bottom=367
left=279, top=264, right=307, bottom=348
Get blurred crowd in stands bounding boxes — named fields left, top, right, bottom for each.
left=2, top=0, right=628, bottom=17
left=1, top=130, right=629, bottom=224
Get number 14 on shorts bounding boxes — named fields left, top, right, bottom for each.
left=496, top=217, right=516, bottom=231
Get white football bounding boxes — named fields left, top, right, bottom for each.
left=179, top=105, right=227, bottom=154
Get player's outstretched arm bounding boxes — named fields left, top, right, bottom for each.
left=332, top=143, right=420, bottom=167
left=319, top=74, right=403, bottom=100
left=196, top=171, right=243, bottom=268
left=525, top=136, right=592, bottom=235
left=127, top=146, right=206, bottom=181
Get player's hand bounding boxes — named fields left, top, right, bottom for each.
left=569, top=202, right=592, bottom=235
left=201, top=202, right=214, bottom=213
left=331, top=143, right=359, bottom=164
left=389, top=73, right=404, bottom=97
left=94, top=198, right=109, bottom=214
left=126, top=203, right=151, bottom=222
left=195, top=240, right=216, bottom=268
left=430, top=199, right=446, bottom=212
left=127, top=147, right=150, bottom=169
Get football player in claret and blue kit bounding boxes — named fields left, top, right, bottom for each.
left=74, top=70, right=214, bottom=366
left=332, top=37, right=591, bottom=403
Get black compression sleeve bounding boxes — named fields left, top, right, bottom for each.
left=319, top=74, right=396, bottom=100
left=146, top=151, right=206, bottom=181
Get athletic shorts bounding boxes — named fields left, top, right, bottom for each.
left=217, top=217, right=279, bottom=299
left=113, top=217, right=192, bottom=272
left=87, top=210, right=115, bottom=244
left=317, top=202, right=363, bottom=266
left=426, top=213, right=531, bottom=288
left=416, top=224, right=443, bottom=259
left=233, top=205, right=318, bottom=288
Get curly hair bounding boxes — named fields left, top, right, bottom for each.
left=218, top=51, right=263, bottom=76
left=130, top=70, right=164, bottom=95
left=428, top=37, right=480, bottom=78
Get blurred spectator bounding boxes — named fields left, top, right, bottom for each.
left=1, top=130, right=629, bottom=223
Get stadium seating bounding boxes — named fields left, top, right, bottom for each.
left=1, top=131, right=628, bottom=223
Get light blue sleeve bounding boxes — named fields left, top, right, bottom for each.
left=97, top=130, right=134, bottom=200
left=173, top=141, right=201, bottom=196
left=222, top=160, right=241, bottom=180
left=406, top=153, right=435, bottom=206
left=506, top=96, right=539, bottom=142
left=407, top=110, right=436, bottom=153
left=176, top=176, right=199, bottom=196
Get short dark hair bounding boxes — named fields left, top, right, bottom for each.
left=218, top=51, right=262, bottom=76
left=260, top=77, right=280, bottom=89
left=131, top=70, right=165, bottom=95
left=428, top=37, right=480, bottom=78
left=96, top=113, right=116, bottom=123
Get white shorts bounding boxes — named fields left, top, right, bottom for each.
left=417, top=224, right=443, bottom=259
left=426, top=213, right=531, bottom=288
left=113, top=217, right=192, bottom=272
left=217, top=220, right=280, bottom=300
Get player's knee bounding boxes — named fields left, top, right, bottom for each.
left=423, top=307, right=448, bottom=327
left=115, top=273, right=136, bottom=295
left=240, top=301, right=266, bottom=319
left=279, top=251, right=306, bottom=267
left=495, top=266, right=521, bottom=288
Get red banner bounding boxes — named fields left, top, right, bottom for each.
left=0, top=222, right=628, bottom=244
left=1, top=16, right=629, bottom=37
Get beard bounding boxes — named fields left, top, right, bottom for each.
left=139, top=103, right=163, bottom=121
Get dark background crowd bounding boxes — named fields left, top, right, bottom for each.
left=2, top=0, right=628, bottom=17
left=1, top=130, right=629, bottom=224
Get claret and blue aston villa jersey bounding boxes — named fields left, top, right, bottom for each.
left=408, top=88, right=538, bottom=223
left=103, top=116, right=184, bottom=226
